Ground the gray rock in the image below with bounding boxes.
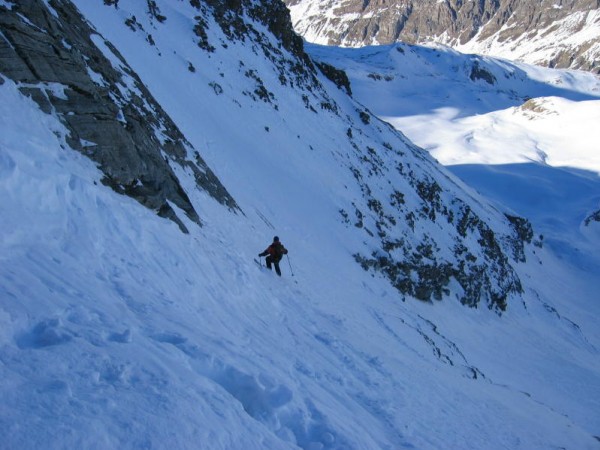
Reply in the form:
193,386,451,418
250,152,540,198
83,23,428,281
0,0,238,232
285,0,600,73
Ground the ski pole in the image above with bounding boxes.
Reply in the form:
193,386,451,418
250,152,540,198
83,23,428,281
286,254,294,276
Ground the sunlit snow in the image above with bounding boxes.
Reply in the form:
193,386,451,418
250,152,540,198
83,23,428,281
1,2,599,449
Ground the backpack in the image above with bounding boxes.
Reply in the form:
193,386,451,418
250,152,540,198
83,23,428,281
271,242,285,259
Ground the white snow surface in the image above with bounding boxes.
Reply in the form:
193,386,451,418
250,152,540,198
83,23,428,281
308,42,600,305
1,2,600,449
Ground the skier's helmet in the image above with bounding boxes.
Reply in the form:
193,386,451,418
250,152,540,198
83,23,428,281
273,236,279,242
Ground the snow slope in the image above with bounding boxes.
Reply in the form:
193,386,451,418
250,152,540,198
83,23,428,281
1,1,600,449
307,42,600,247
308,41,600,436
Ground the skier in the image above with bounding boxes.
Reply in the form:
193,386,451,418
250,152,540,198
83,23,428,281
258,236,288,276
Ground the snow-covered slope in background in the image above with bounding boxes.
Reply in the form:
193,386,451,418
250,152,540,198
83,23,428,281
308,43,600,170
306,38,600,266
1,1,600,449
308,42,600,393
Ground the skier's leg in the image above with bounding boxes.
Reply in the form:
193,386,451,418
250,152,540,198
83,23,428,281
265,256,273,270
274,262,282,276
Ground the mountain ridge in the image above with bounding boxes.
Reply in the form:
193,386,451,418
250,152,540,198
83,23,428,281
285,0,600,74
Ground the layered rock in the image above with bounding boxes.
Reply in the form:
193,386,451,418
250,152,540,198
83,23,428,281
285,0,600,73
0,0,238,232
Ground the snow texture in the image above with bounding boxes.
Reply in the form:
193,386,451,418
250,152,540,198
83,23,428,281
1,1,599,449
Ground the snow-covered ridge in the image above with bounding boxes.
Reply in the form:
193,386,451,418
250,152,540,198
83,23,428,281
285,0,600,74
455,8,600,73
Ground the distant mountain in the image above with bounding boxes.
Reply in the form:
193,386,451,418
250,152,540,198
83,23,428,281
284,0,600,73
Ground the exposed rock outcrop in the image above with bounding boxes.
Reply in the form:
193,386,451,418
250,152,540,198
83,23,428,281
0,0,238,232
285,0,600,74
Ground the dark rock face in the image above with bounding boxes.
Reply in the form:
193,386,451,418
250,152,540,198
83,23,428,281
315,62,353,95
0,0,238,232
584,209,600,226
348,160,528,312
285,0,600,73
192,0,318,88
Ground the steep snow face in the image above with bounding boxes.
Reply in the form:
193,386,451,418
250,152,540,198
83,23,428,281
1,0,534,309
1,1,600,449
2,72,600,450
306,40,600,275
110,1,533,311
307,43,600,442
284,0,600,73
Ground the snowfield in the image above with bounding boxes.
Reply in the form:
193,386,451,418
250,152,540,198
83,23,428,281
1,1,600,449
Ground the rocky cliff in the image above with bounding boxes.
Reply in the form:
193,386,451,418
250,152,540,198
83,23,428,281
0,0,238,233
285,0,600,73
